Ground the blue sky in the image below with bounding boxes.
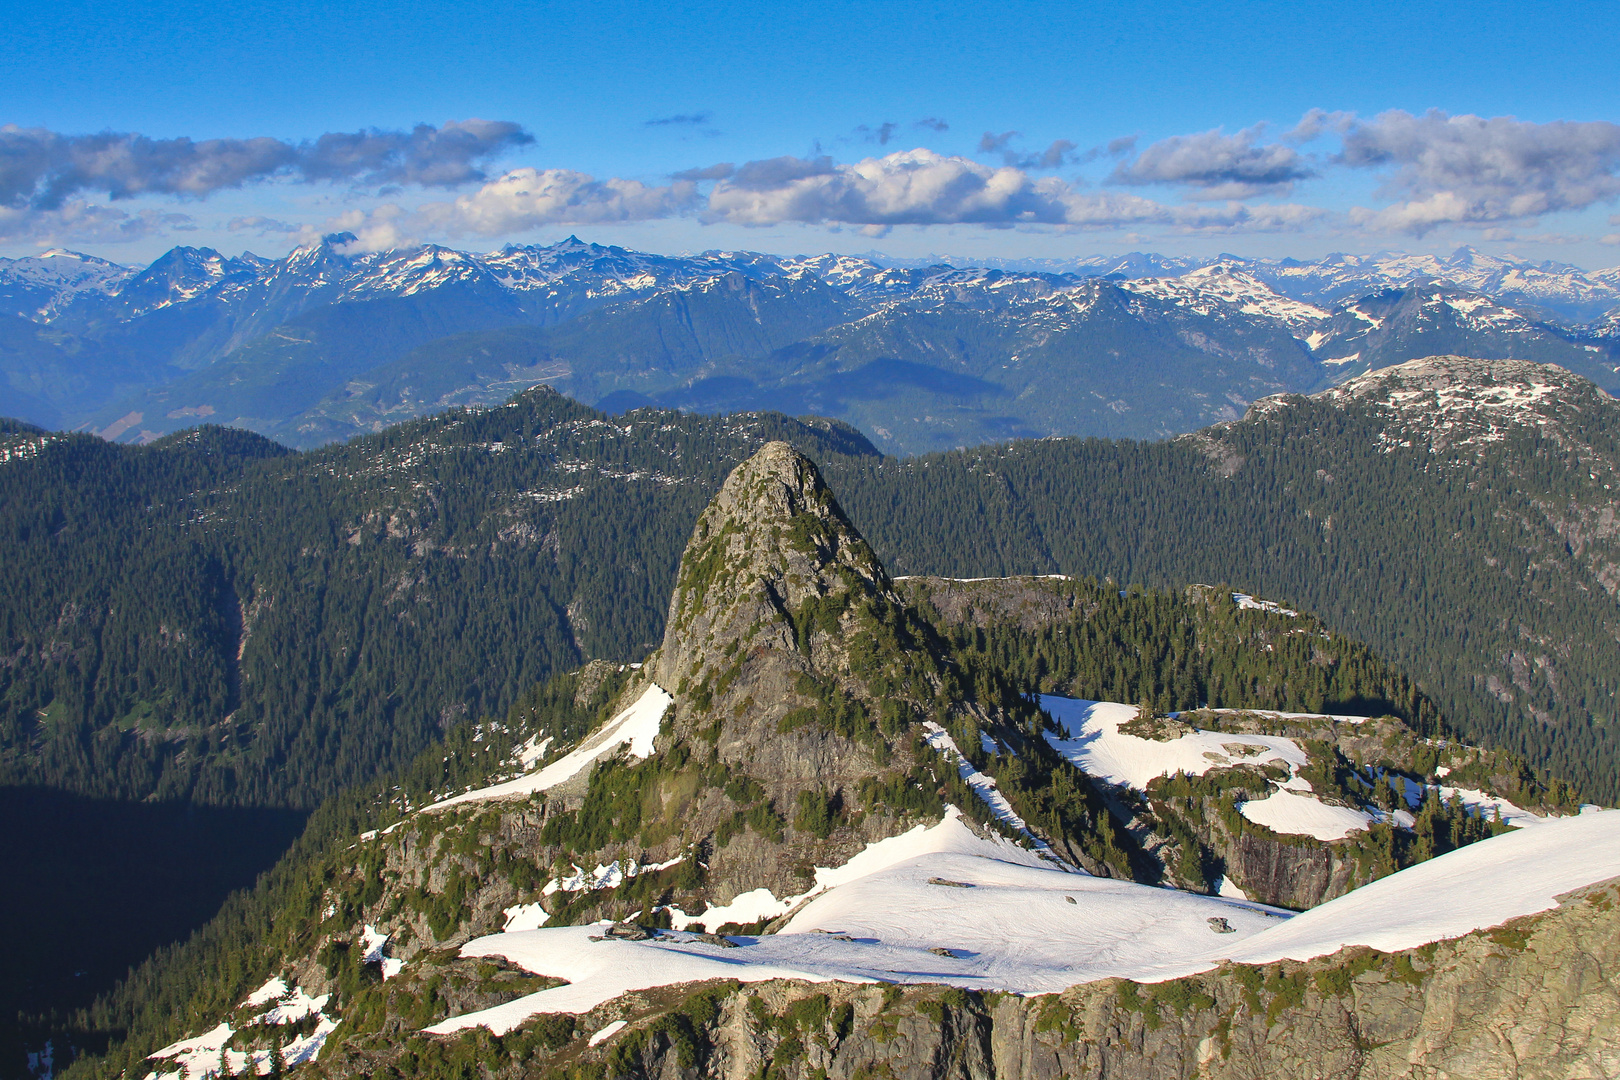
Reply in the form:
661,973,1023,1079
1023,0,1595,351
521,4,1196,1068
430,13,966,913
5,0,1620,266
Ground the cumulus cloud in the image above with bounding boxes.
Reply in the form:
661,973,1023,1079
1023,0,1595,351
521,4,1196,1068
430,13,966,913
1109,124,1315,199
1340,110,1620,233
413,168,699,236
913,117,950,133
698,147,1320,232
0,120,532,210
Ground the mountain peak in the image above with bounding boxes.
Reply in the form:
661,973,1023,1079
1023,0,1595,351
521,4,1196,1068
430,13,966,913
1245,355,1614,456
652,441,896,707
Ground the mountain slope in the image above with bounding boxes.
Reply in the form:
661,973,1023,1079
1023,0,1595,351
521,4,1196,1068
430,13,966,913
822,357,1620,803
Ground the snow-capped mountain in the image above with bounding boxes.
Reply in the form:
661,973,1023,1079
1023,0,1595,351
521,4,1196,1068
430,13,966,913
0,248,135,320
3,236,1617,453
1117,263,1333,334
1247,248,1620,322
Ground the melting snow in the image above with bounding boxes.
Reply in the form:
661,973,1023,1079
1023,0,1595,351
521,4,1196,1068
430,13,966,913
146,978,339,1079
1227,808,1620,963
426,809,1283,1034
425,684,672,812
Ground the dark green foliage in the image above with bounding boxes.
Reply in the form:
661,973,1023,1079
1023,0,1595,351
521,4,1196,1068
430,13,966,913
825,406,1620,803
0,393,877,811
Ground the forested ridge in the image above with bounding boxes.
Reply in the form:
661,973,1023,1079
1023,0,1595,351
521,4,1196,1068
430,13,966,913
5,376,1616,1078
0,393,877,809
5,376,1618,815
826,394,1620,803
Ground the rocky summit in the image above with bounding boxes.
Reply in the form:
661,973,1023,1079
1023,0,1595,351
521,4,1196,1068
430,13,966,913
570,440,1127,913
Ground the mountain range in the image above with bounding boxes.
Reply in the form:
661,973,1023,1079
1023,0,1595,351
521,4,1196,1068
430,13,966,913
3,240,1617,455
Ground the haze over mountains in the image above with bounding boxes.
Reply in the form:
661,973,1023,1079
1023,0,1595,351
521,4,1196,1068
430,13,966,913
3,239,1617,455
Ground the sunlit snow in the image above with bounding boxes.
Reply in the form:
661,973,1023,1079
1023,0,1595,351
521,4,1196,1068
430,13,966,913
425,684,672,812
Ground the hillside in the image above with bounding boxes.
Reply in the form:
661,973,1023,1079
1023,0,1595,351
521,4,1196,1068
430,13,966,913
46,445,1619,1080
827,357,1620,804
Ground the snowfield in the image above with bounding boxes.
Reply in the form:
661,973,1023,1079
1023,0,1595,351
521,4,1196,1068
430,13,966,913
1227,807,1620,963
425,684,672,812
1040,697,1310,791
427,808,1288,1034
429,807,1620,1038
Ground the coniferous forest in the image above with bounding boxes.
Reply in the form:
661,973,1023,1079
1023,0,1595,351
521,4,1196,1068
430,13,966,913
4,381,1620,1074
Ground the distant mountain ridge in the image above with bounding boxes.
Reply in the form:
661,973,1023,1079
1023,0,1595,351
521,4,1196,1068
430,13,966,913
2,237,1617,453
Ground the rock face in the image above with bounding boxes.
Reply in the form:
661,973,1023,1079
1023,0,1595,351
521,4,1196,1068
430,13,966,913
651,439,913,751
350,442,1130,954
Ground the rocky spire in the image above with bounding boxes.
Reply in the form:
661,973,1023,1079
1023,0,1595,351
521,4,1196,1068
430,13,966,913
652,441,900,708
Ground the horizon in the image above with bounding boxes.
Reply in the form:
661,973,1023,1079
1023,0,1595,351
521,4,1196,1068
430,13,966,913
11,234,1620,278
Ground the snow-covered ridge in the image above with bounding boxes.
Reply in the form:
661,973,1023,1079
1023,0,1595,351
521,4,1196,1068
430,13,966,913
424,801,1620,1039
425,807,1289,1034
1119,264,1331,333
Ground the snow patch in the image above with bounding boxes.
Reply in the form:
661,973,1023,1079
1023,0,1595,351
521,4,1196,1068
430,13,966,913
587,1020,627,1047
1041,698,1310,791
504,903,551,932
1238,787,1374,841
426,684,671,812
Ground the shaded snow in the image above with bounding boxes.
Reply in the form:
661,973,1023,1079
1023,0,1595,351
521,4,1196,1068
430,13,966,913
362,925,403,979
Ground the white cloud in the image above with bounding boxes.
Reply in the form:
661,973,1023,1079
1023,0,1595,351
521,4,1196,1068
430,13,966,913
0,199,193,243
1341,109,1620,233
1109,124,1315,198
